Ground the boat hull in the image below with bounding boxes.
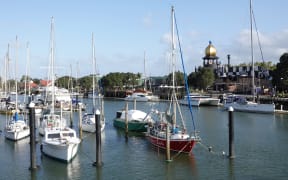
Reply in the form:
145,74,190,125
113,118,148,132
4,120,30,141
4,128,30,141
82,114,105,133
180,98,220,106
41,139,80,162
82,123,105,132
82,124,96,133
124,97,148,102
224,102,275,114
147,135,196,153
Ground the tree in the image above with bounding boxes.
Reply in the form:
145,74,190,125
166,70,184,86
198,67,215,90
188,67,215,91
20,75,32,82
272,53,288,92
188,71,198,89
78,75,93,91
101,72,141,90
238,61,275,70
102,72,123,89
55,76,74,89
255,61,276,71
32,78,40,85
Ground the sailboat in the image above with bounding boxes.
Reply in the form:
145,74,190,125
0,44,25,114
38,38,67,136
4,36,30,141
0,45,11,113
147,6,200,153
124,52,159,102
40,17,81,162
82,33,105,133
223,0,275,114
70,63,86,111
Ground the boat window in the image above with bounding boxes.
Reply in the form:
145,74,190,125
62,132,75,137
48,133,60,139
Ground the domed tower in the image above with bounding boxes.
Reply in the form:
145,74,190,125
202,41,219,69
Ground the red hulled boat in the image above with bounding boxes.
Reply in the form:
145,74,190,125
147,6,200,154
147,121,198,153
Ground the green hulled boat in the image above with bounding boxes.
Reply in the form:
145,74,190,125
113,109,153,132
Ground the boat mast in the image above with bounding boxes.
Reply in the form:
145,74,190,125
143,51,146,91
4,45,9,98
7,44,11,95
250,0,255,102
50,17,55,114
92,33,96,111
24,42,30,103
69,64,73,93
76,61,79,94
15,36,18,111
171,6,176,127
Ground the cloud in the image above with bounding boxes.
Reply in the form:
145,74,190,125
229,28,288,65
160,32,171,45
142,13,153,27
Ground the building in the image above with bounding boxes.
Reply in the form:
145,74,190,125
202,41,272,94
203,41,219,69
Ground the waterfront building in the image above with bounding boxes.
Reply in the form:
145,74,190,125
202,41,272,94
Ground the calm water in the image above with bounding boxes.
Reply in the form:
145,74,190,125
0,98,288,179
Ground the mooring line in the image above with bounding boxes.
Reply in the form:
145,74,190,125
77,132,99,163
77,148,95,163
197,141,227,157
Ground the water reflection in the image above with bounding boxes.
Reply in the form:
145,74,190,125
5,136,30,154
228,159,235,180
66,155,81,179
274,114,288,130
188,154,198,178
96,167,103,180
164,153,199,179
40,153,81,179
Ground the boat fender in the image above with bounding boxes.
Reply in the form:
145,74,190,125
208,146,212,152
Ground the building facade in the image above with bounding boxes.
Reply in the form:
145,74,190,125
202,41,272,94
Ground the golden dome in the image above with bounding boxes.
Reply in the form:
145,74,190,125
205,41,217,57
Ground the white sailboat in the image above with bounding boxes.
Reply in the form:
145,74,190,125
124,52,159,102
5,36,30,141
41,17,81,162
0,44,24,114
0,45,10,113
5,114,30,140
179,93,220,107
82,33,105,133
223,0,275,114
38,18,68,136
124,92,149,102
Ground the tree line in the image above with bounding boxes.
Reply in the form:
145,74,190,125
1,53,288,94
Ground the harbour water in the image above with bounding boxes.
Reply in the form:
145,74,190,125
0,98,288,179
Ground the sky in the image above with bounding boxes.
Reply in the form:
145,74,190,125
0,0,288,80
